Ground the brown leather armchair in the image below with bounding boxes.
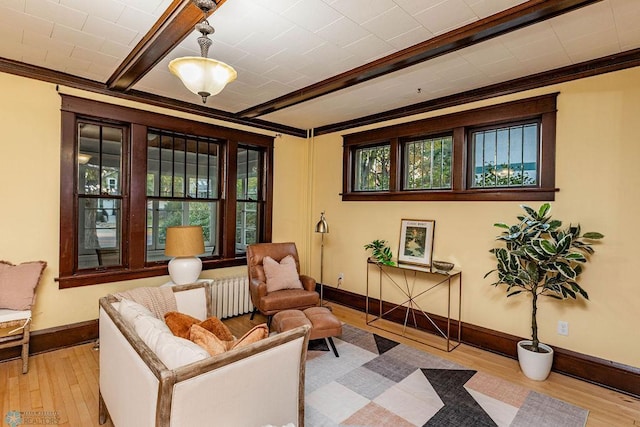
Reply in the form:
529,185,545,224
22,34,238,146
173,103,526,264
247,242,319,324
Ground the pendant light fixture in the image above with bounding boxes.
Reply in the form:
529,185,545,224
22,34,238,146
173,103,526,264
169,0,237,103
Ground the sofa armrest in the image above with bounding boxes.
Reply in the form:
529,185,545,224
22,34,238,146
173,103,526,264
99,302,162,427
168,325,310,427
171,282,212,319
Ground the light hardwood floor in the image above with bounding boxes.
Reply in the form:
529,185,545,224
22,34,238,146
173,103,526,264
1,303,638,427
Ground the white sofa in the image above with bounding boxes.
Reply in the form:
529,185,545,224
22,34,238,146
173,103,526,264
98,282,310,427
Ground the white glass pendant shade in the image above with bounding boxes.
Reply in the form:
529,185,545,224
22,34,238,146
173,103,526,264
169,56,237,102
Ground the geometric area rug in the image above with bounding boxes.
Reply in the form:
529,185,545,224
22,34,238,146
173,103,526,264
304,324,588,426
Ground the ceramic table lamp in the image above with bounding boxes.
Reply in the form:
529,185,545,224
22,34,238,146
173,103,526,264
165,225,205,285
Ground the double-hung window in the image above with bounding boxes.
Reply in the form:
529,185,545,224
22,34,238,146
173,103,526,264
59,96,273,288
236,146,264,254
76,121,126,269
343,94,557,201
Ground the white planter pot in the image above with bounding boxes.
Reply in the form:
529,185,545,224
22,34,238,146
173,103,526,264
517,340,554,381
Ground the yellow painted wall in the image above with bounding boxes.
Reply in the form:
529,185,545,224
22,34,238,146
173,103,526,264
0,72,309,332
1,65,638,368
310,67,640,368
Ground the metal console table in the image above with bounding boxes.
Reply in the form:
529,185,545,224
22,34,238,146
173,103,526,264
366,260,462,352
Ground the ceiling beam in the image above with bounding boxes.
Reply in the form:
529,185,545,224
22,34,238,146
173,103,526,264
314,47,640,135
0,57,306,137
106,0,227,91
237,0,603,119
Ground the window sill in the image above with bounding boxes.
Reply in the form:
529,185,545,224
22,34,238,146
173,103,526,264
341,188,559,202
57,257,247,289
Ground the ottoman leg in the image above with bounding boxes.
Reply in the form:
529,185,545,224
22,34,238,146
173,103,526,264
326,337,339,357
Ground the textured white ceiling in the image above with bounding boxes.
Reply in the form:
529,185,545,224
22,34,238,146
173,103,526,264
0,0,638,131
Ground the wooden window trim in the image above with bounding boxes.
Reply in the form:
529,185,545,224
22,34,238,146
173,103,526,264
58,95,273,288
342,93,558,202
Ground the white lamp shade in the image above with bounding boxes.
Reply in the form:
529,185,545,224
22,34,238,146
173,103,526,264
169,56,237,99
168,256,202,285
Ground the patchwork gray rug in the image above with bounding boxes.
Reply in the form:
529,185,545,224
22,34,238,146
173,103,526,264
304,324,588,427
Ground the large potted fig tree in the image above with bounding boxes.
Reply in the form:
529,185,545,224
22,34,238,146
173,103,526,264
485,203,603,380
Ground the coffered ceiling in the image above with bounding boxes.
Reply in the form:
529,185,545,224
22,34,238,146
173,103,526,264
1,0,639,136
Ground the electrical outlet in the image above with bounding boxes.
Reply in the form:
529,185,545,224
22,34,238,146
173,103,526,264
338,273,344,281
557,320,569,336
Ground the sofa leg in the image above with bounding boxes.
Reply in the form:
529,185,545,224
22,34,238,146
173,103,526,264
250,308,257,320
99,391,108,425
327,337,339,357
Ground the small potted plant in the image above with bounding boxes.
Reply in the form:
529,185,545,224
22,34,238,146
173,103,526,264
364,239,395,266
485,203,603,380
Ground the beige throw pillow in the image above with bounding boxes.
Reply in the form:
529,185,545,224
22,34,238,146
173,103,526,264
263,255,302,292
189,324,231,356
0,261,46,310
230,324,269,350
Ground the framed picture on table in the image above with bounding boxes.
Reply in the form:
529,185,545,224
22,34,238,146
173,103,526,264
398,219,435,267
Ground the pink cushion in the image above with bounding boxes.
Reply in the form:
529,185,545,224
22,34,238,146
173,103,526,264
0,261,46,310
263,255,303,292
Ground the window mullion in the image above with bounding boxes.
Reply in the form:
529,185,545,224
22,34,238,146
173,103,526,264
390,138,398,191
507,128,512,186
129,123,147,269
520,125,525,185
223,139,238,258
429,139,434,189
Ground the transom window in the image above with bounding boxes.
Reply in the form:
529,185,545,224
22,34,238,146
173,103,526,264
354,144,390,191
403,135,453,190
343,94,558,202
470,121,539,188
59,95,274,288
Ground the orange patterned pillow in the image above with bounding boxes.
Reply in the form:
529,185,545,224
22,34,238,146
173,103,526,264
0,260,46,310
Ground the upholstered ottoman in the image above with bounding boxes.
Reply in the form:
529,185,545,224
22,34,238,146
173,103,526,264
272,307,342,357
